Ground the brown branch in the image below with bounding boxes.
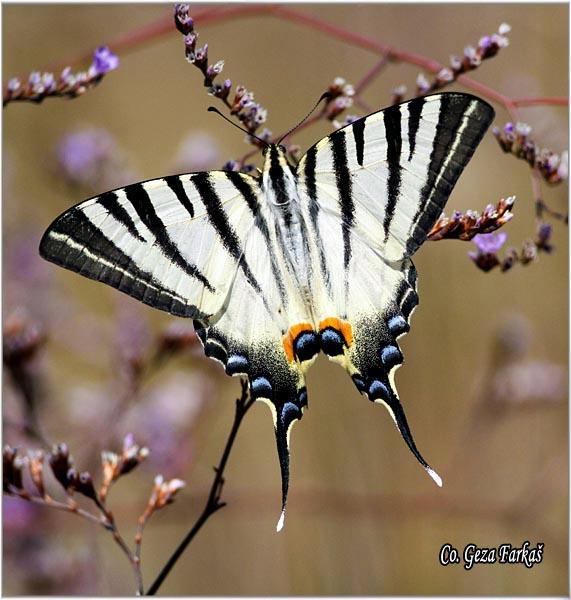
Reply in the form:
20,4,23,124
146,380,254,596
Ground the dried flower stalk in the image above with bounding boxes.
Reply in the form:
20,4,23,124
3,47,119,107
3,437,185,595
428,197,515,242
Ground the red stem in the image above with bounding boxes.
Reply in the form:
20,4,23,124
43,5,277,74
27,4,567,119
512,96,568,108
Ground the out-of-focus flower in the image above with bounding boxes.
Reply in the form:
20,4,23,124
493,122,568,184
91,46,119,75
156,322,199,356
536,222,554,253
3,310,46,424
54,127,137,193
520,239,538,265
114,299,151,379
493,361,567,406
3,496,39,535
472,231,508,254
468,232,507,272
171,132,222,173
3,310,45,370
123,372,214,475
56,127,116,186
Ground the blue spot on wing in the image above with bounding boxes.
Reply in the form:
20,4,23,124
251,376,273,398
320,328,344,356
381,345,403,368
368,380,390,401
294,332,320,361
388,315,409,336
226,354,249,375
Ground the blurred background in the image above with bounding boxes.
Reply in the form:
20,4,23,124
3,3,568,596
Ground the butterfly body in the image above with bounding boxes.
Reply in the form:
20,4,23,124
40,93,494,530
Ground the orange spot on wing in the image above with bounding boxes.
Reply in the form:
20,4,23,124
318,317,354,347
282,322,314,363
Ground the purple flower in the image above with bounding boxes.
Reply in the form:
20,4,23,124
3,496,38,535
172,132,221,172
56,128,117,185
7,78,20,92
478,35,492,50
91,46,119,75
472,231,508,254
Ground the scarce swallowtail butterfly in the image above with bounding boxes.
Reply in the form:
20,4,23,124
40,92,494,531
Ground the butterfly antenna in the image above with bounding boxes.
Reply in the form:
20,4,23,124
207,106,269,147
277,91,332,145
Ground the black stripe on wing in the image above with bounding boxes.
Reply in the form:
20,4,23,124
330,130,354,270
192,172,262,294
382,104,403,244
225,171,287,301
406,96,424,161
406,94,494,255
352,118,366,167
98,191,146,242
164,175,195,218
125,182,215,293
192,172,263,295
39,209,206,319
303,146,332,294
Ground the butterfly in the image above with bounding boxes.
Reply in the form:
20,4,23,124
40,92,494,530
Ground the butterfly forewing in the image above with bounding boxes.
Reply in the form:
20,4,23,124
40,171,265,321
298,93,495,262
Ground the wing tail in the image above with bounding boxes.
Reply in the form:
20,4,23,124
368,375,442,487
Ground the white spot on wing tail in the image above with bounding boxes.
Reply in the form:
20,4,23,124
427,467,443,487
276,509,286,532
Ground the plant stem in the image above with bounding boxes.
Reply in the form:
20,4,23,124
146,380,254,596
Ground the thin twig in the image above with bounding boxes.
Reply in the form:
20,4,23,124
7,483,145,594
146,380,254,596
98,499,145,595
354,54,391,95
